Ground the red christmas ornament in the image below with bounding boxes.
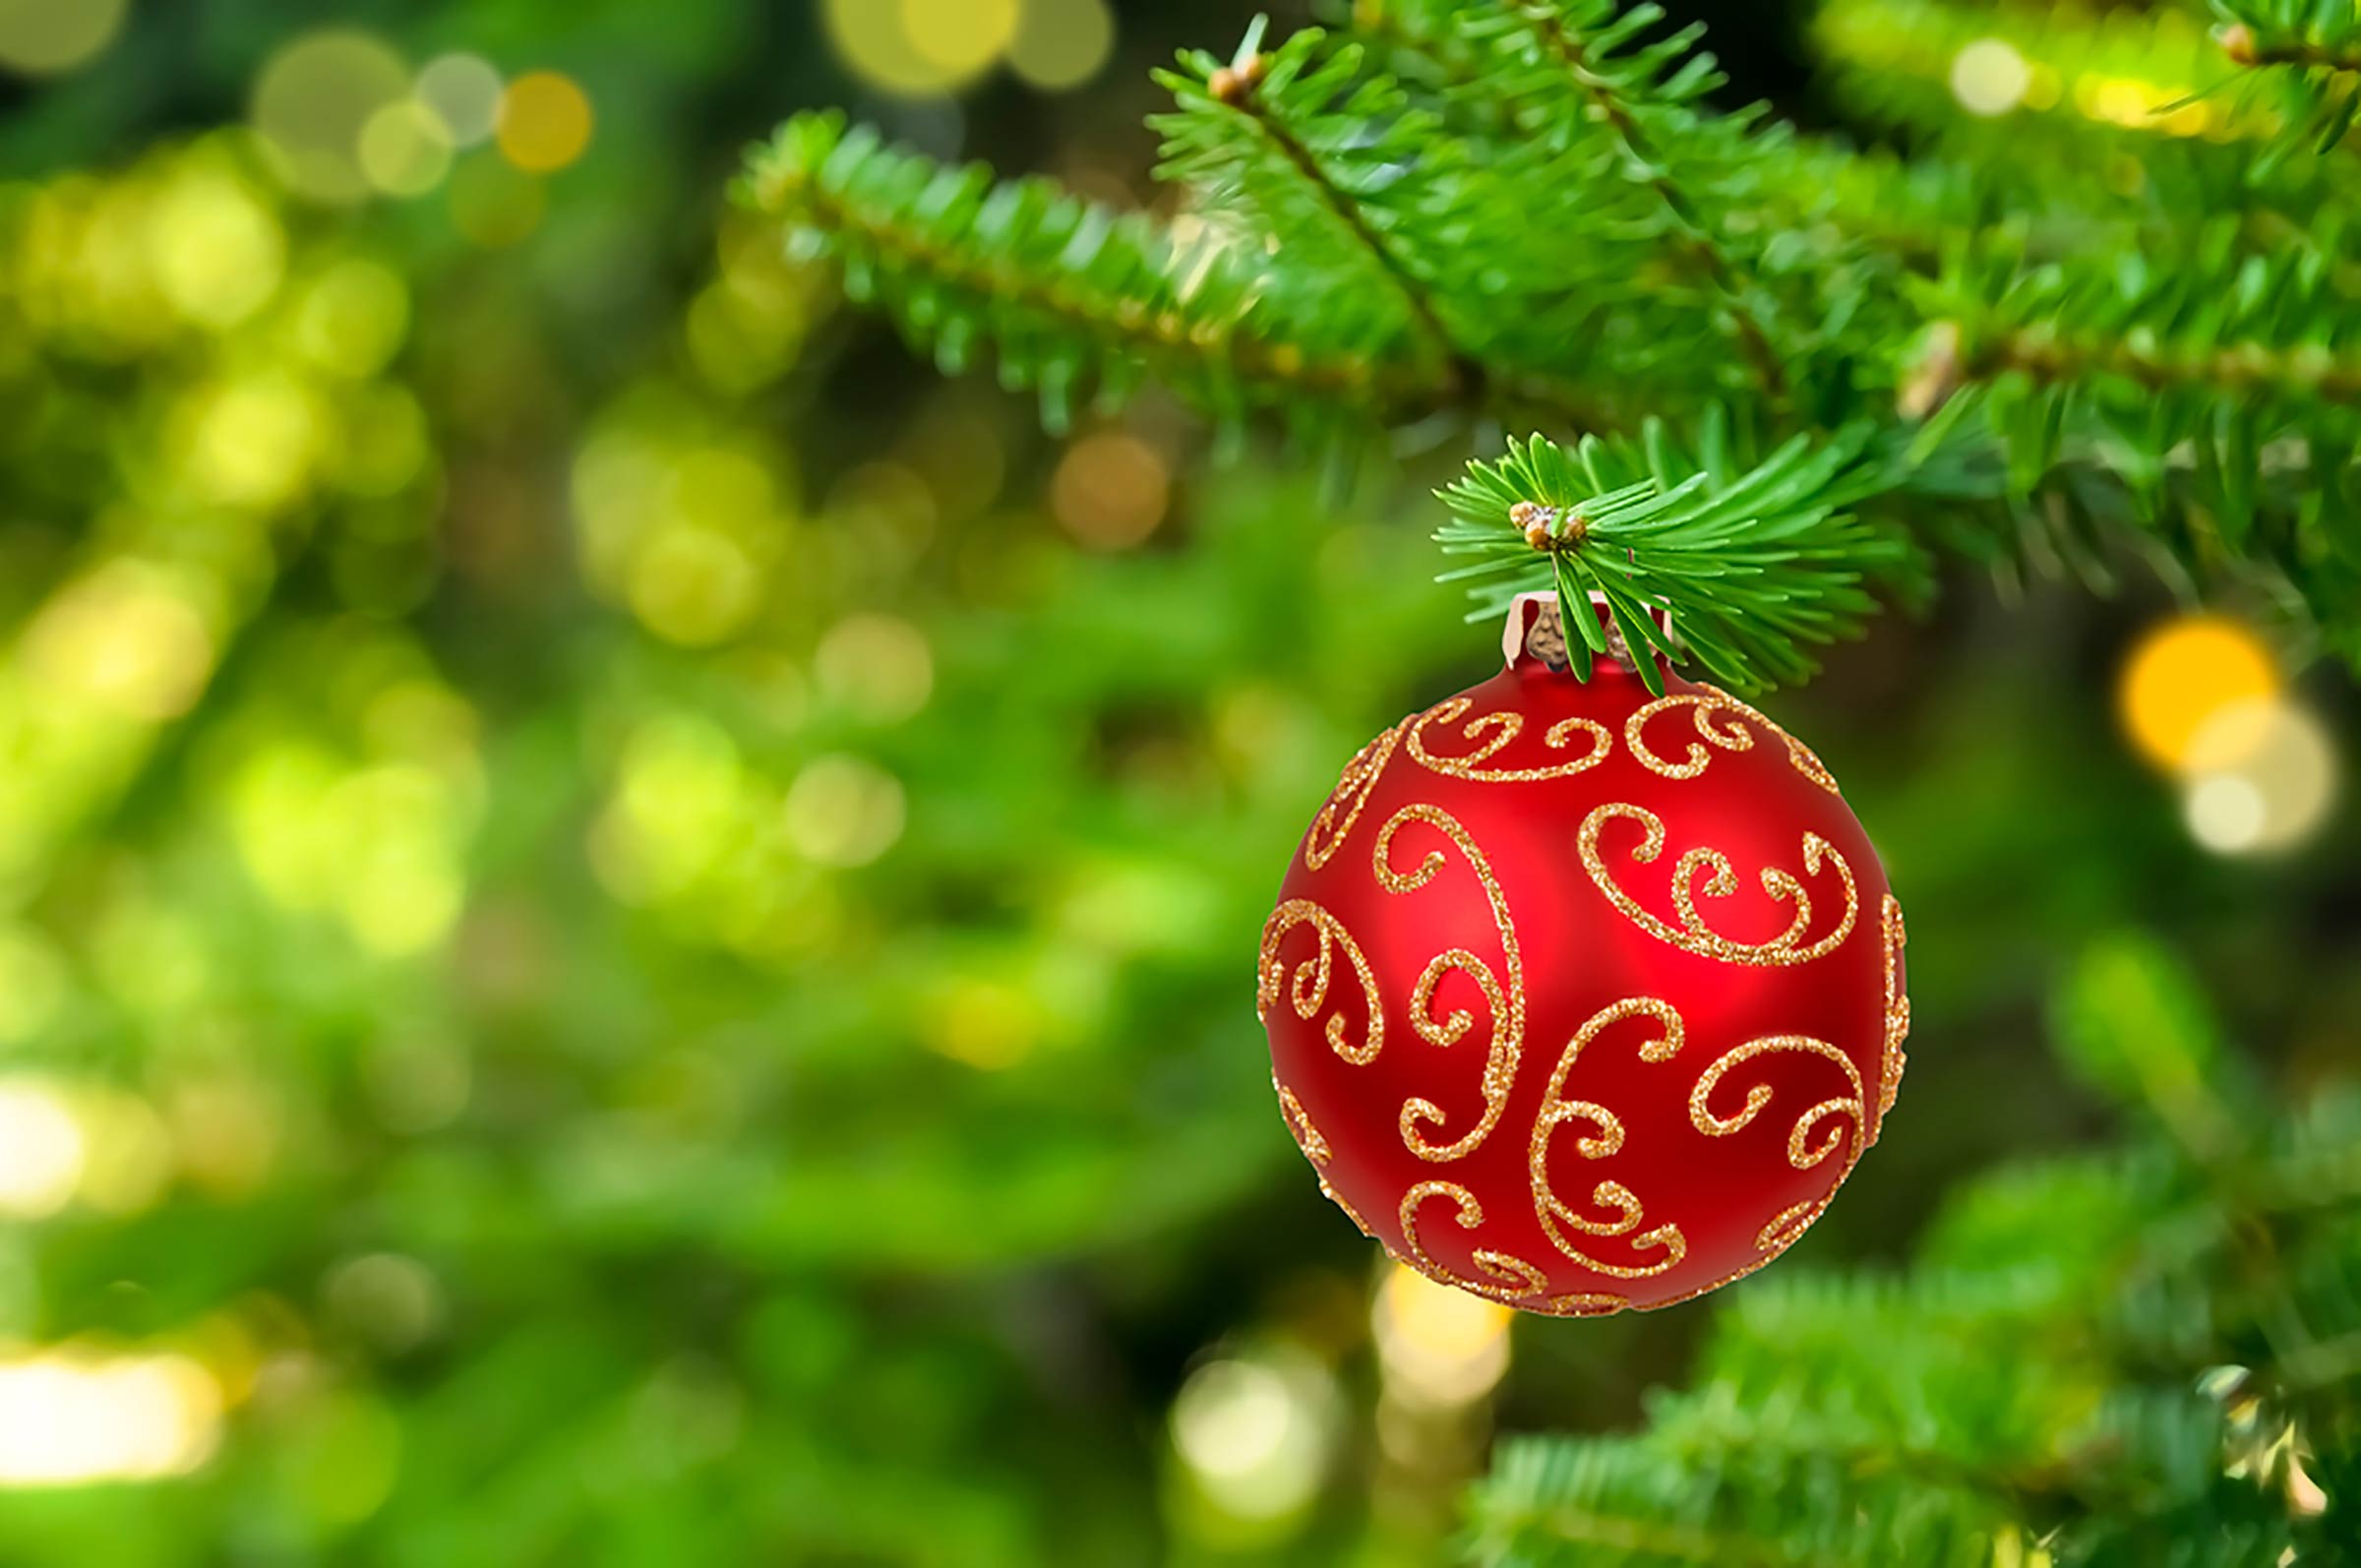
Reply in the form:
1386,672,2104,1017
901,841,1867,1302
1259,597,1909,1316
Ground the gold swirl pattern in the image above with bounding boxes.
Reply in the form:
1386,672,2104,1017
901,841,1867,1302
1879,893,1910,1123
1624,692,1841,794
1406,696,1610,782
1755,1198,1825,1252
1397,1180,1611,1311
1577,803,1858,968
1256,900,1383,1065
1529,998,1688,1278
1304,720,1404,870
1688,1034,1866,1171
1274,1080,1330,1165
1373,806,1524,1162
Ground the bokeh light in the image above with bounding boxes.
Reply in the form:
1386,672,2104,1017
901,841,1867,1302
250,30,411,205
784,755,907,868
824,0,1021,96
24,560,217,722
1949,38,2030,116
151,168,286,330
1169,1350,1336,1525
0,0,128,76
1051,431,1171,549
2117,615,2279,772
1372,1263,1512,1411
2180,700,2338,856
1010,0,1116,90
416,53,504,147
289,259,410,379
497,71,593,174
814,614,935,722
0,1082,87,1218
358,99,455,198
0,1352,221,1485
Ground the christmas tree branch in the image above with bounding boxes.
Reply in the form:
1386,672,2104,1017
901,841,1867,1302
1470,0,1790,401
1154,30,1470,390
2218,6,2361,78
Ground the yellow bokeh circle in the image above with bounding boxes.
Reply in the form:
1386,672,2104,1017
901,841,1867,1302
0,0,129,75
496,71,593,173
2116,615,2278,772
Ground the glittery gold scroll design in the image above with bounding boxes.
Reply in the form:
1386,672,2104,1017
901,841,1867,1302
1528,998,1688,1281
1400,1180,1626,1316
1577,803,1858,968
1272,1076,1379,1238
1624,691,1841,794
1686,1033,1868,1272
1405,696,1610,782
1879,893,1910,1125
1303,718,1405,871
1373,804,1525,1163
1256,901,1383,1065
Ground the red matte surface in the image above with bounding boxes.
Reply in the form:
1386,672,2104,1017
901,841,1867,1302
1260,619,1905,1316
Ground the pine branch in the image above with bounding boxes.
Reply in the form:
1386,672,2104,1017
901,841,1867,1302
736,111,1446,437
1459,0,1792,401
2219,6,2361,79
1435,413,1915,694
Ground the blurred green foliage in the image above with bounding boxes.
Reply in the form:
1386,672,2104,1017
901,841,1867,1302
0,2,2348,1565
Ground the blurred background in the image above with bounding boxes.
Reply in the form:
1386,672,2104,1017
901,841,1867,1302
0,0,2348,1562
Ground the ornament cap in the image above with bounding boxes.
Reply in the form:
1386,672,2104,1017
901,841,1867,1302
1502,593,1675,678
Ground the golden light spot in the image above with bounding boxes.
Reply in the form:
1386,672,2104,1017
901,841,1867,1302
449,155,544,246
923,978,1038,1070
1010,0,1116,90
496,71,593,174
588,717,752,905
250,30,412,206
1169,1351,1336,1523
175,372,321,510
814,614,934,722
784,754,906,868
0,1081,86,1218
0,0,128,75
24,560,216,721
74,1090,172,1215
415,53,503,146
151,170,285,329
168,1076,281,1199
627,525,763,646
1373,1263,1512,1411
290,259,409,378
1949,38,2029,117
2181,700,2338,857
1051,431,1170,550
2117,615,2279,771
823,0,1008,96
358,98,454,197
903,0,1019,77
0,1352,221,1485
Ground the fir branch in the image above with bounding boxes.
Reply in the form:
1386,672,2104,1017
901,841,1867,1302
1468,0,1791,401
736,111,1444,435
2218,9,2361,78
